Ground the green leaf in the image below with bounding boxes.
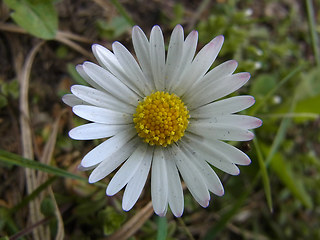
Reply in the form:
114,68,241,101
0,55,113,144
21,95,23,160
295,95,320,114
67,64,88,86
171,3,184,27
99,206,126,235
0,207,19,237
0,208,9,232
0,96,8,109
156,216,168,240
291,67,320,122
273,68,320,123
249,65,304,115
250,73,277,96
4,0,58,39
109,0,135,26
96,16,131,39
41,197,56,217
1,79,19,99
295,67,320,101
270,152,313,208
0,236,10,240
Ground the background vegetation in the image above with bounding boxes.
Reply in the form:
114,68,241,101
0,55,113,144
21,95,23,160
0,0,319,239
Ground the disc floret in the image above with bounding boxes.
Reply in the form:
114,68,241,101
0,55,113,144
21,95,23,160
133,91,189,147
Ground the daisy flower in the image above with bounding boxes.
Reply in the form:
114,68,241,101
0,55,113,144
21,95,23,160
63,25,262,217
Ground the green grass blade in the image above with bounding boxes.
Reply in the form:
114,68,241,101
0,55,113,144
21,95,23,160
253,138,273,212
202,190,249,240
0,208,21,239
259,113,319,120
270,152,313,208
306,0,320,66
265,90,297,167
10,176,57,213
202,171,263,240
156,216,168,240
0,150,107,188
0,150,85,181
263,93,312,208
265,116,292,167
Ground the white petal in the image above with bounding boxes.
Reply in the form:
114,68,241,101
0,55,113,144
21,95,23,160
174,35,224,96
151,147,168,216
69,123,132,140
188,120,254,141
190,96,255,118
78,163,97,171
163,148,184,217
132,26,155,89
202,59,238,84
150,25,166,91
191,115,262,130
92,44,122,71
182,30,199,66
92,44,144,97
71,85,135,113
165,25,184,90
106,143,148,196
180,141,224,196
88,137,139,183
184,133,240,175
169,30,198,92
113,41,153,95
207,139,252,166
81,128,136,167
187,72,251,109
62,94,87,107
170,144,210,208
193,159,224,196
76,64,104,91
216,115,262,129
72,105,132,124
82,62,140,106
122,147,153,211
184,60,238,99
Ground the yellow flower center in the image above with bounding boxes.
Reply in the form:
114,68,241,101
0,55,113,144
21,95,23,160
133,91,190,147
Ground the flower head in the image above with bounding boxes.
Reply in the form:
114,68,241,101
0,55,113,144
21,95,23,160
63,25,262,217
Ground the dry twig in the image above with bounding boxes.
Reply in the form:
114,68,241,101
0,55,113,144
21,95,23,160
108,201,154,240
37,110,68,240
0,23,93,58
19,41,47,240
